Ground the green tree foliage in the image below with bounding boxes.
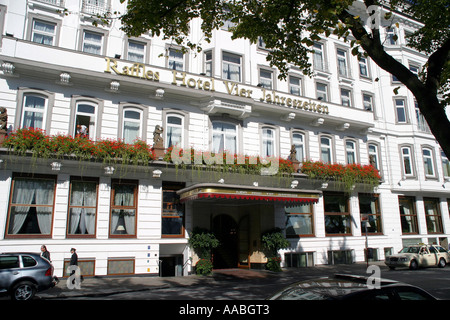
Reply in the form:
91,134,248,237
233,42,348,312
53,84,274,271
116,0,450,157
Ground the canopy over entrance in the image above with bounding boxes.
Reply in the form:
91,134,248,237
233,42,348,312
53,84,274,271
177,183,321,205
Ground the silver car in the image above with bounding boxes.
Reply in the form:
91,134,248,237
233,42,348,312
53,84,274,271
0,252,55,300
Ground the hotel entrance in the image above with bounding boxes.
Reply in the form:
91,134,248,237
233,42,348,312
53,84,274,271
177,183,320,270
212,214,250,269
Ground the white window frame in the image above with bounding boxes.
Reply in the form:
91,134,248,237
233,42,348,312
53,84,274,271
204,50,213,77
168,47,184,71
368,143,380,171
320,136,333,163
222,52,242,82
122,108,143,144
316,82,328,102
363,94,374,111
337,48,349,78
289,75,302,96
340,88,352,107
31,19,56,46
292,132,305,162
259,68,274,89
261,127,277,158
345,140,357,164
73,101,98,140
165,114,185,149
441,150,450,178
422,147,436,178
20,94,48,130
212,121,238,154
82,30,104,55
313,42,326,72
127,40,146,63
395,98,408,123
359,57,369,78
401,146,414,177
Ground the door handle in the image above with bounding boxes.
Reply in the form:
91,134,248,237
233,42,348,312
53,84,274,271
12,271,19,275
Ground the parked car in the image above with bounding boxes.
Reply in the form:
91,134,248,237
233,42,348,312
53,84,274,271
267,274,436,300
385,244,450,270
0,252,55,300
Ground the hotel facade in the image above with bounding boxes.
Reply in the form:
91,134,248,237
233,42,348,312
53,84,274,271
0,0,449,277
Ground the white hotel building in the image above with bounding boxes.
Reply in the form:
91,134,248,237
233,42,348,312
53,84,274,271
0,0,449,277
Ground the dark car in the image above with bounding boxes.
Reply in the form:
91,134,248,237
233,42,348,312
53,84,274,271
268,274,436,300
0,252,55,300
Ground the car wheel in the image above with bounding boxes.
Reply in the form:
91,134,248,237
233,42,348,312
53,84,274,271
438,258,446,268
11,281,36,301
409,260,418,270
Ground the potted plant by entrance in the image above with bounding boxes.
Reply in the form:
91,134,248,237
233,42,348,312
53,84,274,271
261,228,290,272
188,227,219,275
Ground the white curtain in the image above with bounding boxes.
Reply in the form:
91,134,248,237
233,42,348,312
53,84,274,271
112,185,135,235
123,121,140,144
10,180,35,234
10,179,53,234
69,182,97,234
23,96,45,129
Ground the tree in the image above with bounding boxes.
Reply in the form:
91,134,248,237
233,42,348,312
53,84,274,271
116,0,450,157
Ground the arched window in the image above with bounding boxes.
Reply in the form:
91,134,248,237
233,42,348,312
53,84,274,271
122,108,142,144
166,114,184,148
21,94,48,130
292,132,305,162
345,140,357,164
74,101,97,139
320,136,333,163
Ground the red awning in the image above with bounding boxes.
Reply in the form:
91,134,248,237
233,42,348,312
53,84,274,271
177,183,320,204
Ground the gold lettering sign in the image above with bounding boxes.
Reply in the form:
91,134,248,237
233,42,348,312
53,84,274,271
105,57,159,82
104,58,330,115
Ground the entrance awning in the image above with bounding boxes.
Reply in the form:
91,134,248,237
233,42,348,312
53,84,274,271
177,183,321,204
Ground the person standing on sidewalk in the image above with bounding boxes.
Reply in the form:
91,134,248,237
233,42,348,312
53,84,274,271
41,245,60,285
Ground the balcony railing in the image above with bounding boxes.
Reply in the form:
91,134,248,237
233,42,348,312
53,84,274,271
32,0,65,6
81,0,110,16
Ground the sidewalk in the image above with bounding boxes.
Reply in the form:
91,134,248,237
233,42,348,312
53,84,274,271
38,261,385,299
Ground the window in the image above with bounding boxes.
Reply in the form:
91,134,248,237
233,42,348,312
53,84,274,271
337,49,349,77
31,20,56,46
316,83,328,101
399,196,418,234
82,30,103,55
285,204,314,237
340,88,352,107
222,52,242,82
320,136,333,163
395,99,407,123
363,94,374,111
122,108,142,144
127,40,145,63
20,94,47,130
67,178,98,236
168,48,184,71
422,148,435,177
359,57,369,77
204,51,213,77
292,132,305,162
289,76,302,96
386,27,397,45
74,102,97,139
415,101,431,133
212,121,237,154
424,198,443,234
401,146,414,176
313,42,325,71
262,127,276,157
441,150,450,178
359,194,382,234
259,69,273,89
166,114,184,148
324,192,351,235
110,180,137,237
162,182,185,237
6,175,55,237
345,140,357,164
368,143,380,171
409,64,420,76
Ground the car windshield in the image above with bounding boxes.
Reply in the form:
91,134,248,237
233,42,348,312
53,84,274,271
400,246,420,253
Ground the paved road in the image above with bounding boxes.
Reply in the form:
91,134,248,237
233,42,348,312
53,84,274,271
33,262,450,301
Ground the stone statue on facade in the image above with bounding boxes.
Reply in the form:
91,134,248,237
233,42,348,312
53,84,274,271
153,125,165,160
0,107,7,146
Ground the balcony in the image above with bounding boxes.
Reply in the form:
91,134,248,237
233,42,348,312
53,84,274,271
81,0,110,16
